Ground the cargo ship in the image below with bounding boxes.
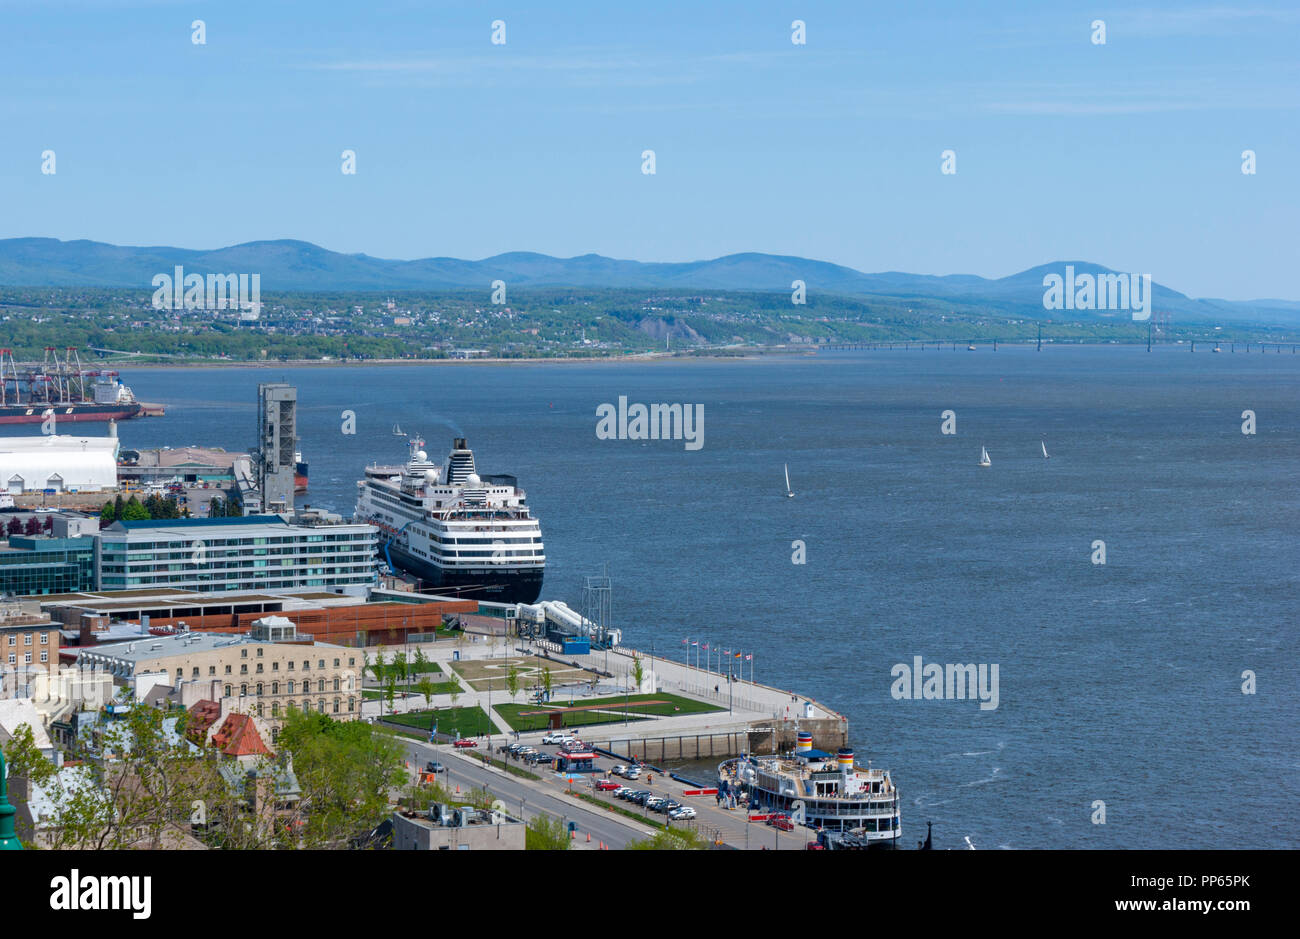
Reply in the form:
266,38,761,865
355,435,545,604
0,348,159,424
719,732,903,847
0,375,145,425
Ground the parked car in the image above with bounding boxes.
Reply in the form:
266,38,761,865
424,761,446,774
560,739,586,752
452,739,478,749
613,787,632,798
630,791,652,805
645,797,666,811
610,764,628,777
623,766,641,779
595,779,620,791
669,807,696,820
767,814,795,831
542,732,576,745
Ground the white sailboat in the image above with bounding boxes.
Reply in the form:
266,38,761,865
393,423,406,436
978,446,991,467
1041,439,1049,459
784,463,795,498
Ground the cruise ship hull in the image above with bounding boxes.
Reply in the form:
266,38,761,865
383,540,543,605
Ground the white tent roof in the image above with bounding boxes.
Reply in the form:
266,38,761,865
0,435,118,492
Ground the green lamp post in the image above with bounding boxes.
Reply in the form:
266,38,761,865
0,749,23,849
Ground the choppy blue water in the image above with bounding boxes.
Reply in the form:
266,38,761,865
20,347,1299,848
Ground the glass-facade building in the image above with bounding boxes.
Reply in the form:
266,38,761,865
0,536,96,595
95,515,377,593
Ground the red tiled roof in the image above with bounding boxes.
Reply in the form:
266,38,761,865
211,713,272,758
186,700,221,744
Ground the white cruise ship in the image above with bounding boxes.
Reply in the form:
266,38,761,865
718,732,903,848
355,436,545,603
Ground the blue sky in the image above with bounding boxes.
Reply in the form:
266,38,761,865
1,0,1297,299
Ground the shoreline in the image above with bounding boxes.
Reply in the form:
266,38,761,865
81,341,1283,370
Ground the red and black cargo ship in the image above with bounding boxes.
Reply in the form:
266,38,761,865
0,347,161,425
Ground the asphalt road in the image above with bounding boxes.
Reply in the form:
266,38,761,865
398,738,650,849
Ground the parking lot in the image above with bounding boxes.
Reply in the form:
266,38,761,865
491,731,813,849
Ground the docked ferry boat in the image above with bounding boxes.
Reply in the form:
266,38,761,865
719,731,902,847
355,436,545,604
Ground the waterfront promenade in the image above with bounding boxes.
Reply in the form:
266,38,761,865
359,632,846,757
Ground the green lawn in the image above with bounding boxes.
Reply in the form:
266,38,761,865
493,703,650,732
493,692,718,732
568,692,721,716
366,660,444,682
363,680,461,701
382,705,494,738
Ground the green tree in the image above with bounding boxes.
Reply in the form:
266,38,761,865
99,500,116,524
541,667,553,702
275,709,406,849
383,674,398,716
625,827,709,850
631,655,644,693
1,722,56,785
35,705,224,850
120,495,150,521
505,663,520,704
368,650,388,713
525,813,571,850
415,676,438,735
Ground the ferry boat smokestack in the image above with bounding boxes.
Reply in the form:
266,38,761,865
454,437,466,450
838,747,854,774
796,731,813,756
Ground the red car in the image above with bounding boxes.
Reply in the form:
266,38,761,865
452,738,478,749
767,815,795,831
595,779,620,791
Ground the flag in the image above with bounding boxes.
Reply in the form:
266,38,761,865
681,639,689,645
691,641,699,647
734,652,742,659
701,643,709,650
745,654,752,661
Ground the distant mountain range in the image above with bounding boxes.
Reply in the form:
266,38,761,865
2,237,1297,326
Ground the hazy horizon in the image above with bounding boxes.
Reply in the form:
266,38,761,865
2,1,1296,301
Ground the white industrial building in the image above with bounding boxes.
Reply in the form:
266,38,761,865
0,435,119,493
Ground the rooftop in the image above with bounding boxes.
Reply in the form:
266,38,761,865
75,629,348,666
38,587,365,614
104,515,372,535
211,713,273,758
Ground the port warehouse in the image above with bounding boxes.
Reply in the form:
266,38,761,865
0,434,119,493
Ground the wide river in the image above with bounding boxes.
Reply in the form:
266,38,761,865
20,346,1299,848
